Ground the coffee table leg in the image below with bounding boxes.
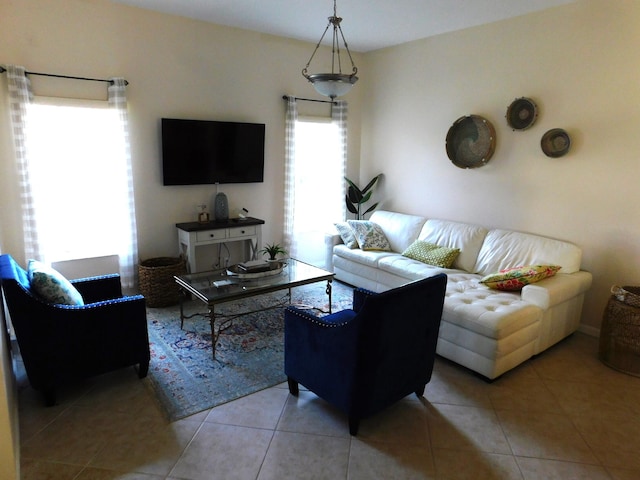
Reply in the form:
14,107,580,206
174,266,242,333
209,305,218,359
326,280,333,314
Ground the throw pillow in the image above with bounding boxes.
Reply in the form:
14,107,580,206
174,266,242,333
402,240,460,268
28,260,84,305
480,264,561,291
347,220,392,251
334,222,358,249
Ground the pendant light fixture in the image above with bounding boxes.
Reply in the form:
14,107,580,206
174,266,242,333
302,0,358,99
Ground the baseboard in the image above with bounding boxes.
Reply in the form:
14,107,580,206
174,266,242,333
578,324,600,338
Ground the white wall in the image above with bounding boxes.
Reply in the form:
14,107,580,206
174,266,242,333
0,0,363,269
361,0,640,332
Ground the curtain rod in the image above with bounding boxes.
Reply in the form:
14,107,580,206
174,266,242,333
0,66,128,86
282,95,336,105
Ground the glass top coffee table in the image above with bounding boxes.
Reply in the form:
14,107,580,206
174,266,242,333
174,258,335,358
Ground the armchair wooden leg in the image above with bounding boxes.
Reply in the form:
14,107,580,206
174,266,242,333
42,388,56,407
287,377,299,396
415,384,426,397
349,417,360,436
137,361,149,379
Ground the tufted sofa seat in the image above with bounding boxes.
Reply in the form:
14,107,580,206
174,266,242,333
325,211,592,379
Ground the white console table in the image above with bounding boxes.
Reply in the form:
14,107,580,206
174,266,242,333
176,217,264,273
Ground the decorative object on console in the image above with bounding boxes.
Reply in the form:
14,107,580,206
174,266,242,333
259,243,287,261
541,128,571,157
345,174,382,219
446,114,496,169
213,192,229,221
302,0,358,99
506,97,538,131
197,204,210,224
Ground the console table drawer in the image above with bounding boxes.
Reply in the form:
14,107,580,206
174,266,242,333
196,230,228,242
229,226,256,238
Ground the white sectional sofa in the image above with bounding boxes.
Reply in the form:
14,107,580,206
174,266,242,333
325,210,592,379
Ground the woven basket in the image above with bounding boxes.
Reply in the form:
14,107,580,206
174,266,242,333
611,285,640,308
599,296,640,377
138,257,186,307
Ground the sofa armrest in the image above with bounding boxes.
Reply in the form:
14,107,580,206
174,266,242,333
521,271,593,310
325,232,344,272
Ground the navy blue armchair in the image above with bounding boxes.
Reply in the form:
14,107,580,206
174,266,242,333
0,254,150,406
284,273,447,435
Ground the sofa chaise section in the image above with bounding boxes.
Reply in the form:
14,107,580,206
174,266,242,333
326,210,592,379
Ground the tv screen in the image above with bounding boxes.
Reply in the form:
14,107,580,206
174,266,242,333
161,118,265,185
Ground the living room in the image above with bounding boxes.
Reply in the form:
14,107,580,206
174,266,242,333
1,0,639,478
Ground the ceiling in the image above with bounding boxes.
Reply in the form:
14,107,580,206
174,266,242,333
111,0,576,52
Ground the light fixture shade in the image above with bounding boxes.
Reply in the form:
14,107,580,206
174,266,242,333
307,73,359,99
301,0,359,99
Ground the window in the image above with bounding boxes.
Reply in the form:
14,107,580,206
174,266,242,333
291,116,344,267
25,97,134,264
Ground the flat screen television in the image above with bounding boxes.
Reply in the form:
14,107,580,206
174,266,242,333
161,118,265,185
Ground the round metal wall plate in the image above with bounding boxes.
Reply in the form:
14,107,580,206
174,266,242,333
446,115,496,169
541,128,571,157
506,97,538,131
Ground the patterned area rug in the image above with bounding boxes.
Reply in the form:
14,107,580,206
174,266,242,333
144,280,354,422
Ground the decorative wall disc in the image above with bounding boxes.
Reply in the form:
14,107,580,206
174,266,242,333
541,128,571,157
445,115,496,169
506,97,538,131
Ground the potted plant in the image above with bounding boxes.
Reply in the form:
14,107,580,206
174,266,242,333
259,243,287,261
345,174,382,220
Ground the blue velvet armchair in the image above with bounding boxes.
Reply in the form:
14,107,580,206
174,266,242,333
0,254,150,406
284,273,447,435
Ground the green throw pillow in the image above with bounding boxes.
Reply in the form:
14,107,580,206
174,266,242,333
347,220,392,251
28,259,84,305
402,240,460,268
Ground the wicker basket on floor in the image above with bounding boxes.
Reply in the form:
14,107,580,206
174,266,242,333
599,295,640,377
138,257,186,307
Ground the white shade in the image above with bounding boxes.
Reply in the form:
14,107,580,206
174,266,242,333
307,73,359,99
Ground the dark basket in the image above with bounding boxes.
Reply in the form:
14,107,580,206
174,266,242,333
138,257,186,307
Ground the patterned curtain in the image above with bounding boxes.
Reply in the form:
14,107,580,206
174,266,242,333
332,100,348,221
108,78,139,288
282,96,298,258
6,65,41,261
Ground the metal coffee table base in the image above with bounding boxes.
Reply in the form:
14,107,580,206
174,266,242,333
178,281,333,359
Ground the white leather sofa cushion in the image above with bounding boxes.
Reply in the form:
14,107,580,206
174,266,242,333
473,229,583,275
369,211,426,253
418,219,488,273
377,254,452,281
521,271,593,309
332,244,395,267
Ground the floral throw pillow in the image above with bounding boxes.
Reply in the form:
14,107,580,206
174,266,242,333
347,220,392,251
28,260,85,305
402,240,460,268
480,264,561,291
334,222,359,249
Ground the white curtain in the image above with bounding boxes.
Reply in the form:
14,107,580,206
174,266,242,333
6,65,41,261
108,78,139,288
332,100,348,221
283,96,298,258
282,97,348,266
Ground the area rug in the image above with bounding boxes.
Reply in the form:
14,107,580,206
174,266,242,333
144,280,354,422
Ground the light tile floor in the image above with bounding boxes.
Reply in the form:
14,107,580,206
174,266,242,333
17,332,640,479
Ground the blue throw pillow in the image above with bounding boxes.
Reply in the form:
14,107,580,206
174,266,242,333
27,260,84,306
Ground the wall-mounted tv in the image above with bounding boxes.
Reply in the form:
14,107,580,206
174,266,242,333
161,118,265,185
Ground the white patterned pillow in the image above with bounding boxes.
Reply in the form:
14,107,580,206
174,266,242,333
28,260,84,306
347,220,392,251
334,222,358,249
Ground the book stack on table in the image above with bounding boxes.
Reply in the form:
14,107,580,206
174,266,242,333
237,260,274,273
